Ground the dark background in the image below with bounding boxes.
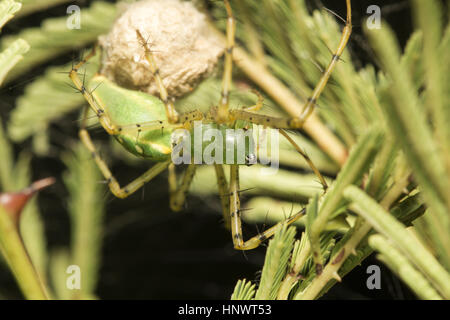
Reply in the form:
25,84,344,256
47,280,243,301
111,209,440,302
0,0,431,299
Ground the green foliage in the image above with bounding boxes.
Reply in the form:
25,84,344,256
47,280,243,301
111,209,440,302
8,56,100,150
0,1,116,82
5,1,116,152
0,0,21,28
0,0,29,85
0,0,48,299
368,234,442,300
231,279,256,300
255,225,296,299
0,0,105,299
61,143,105,299
223,0,449,300
17,1,72,17
345,186,450,299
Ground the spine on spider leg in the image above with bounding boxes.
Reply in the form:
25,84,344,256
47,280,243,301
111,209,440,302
298,0,353,125
68,52,118,135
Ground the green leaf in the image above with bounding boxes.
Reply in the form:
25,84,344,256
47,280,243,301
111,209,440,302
231,279,256,300
0,1,116,82
49,249,72,300
344,185,450,299
0,206,48,299
15,153,48,283
17,0,72,17
8,54,99,143
369,234,442,300
309,127,383,266
412,0,448,161
0,120,14,190
0,38,29,85
0,122,47,280
367,19,450,263
0,0,21,30
62,142,105,298
255,225,296,299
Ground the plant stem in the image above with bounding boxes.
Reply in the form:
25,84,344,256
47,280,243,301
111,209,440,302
0,206,49,299
296,218,371,300
295,174,410,300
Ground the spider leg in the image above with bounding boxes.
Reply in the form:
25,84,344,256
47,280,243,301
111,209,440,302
215,164,231,230
299,0,352,125
168,163,177,195
241,89,264,113
279,129,328,192
116,110,204,133
79,108,170,199
71,48,180,199
169,163,232,228
169,163,197,211
229,164,304,250
136,29,179,124
217,0,236,123
69,46,119,134
228,0,352,129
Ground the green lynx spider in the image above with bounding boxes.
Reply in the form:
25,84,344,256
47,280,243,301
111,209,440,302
69,0,352,250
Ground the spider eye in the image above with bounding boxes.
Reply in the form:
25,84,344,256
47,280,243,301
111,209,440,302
245,154,257,166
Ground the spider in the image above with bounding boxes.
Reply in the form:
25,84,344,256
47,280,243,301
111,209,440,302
68,0,352,250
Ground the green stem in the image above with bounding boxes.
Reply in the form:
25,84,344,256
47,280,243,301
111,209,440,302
0,206,49,299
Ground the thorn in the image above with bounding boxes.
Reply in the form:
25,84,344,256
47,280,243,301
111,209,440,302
351,248,358,256
0,177,55,227
332,271,342,282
